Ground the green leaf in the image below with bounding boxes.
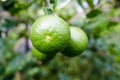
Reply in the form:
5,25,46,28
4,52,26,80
5,52,32,75
0,39,13,62
77,0,84,9
0,64,4,75
85,15,108,38
26,67,40,76
1,0,14,10
86,0,94,9
5,55,25,75
0,19,16,31
87,9,102,18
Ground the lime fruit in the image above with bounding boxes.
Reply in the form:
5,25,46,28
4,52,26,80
32,46,55,62
62,26,88,57
30,15,70,54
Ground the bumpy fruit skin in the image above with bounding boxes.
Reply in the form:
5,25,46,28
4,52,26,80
62,27,88,57
30,15,70,54
32,47,55,62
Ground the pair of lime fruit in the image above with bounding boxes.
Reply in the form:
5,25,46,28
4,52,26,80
30,15,88,63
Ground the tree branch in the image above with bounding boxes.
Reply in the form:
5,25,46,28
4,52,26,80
45,0,51,7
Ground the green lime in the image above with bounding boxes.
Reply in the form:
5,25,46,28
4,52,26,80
62,26,88,57
32,46,55,62
30,15,70,54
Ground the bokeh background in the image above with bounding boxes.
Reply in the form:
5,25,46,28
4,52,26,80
0,0,120,80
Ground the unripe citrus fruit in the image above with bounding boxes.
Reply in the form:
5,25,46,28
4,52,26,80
32,46,55,62
30,15,70,54
62,26,88,57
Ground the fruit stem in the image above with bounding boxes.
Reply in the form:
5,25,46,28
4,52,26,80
44,0,54,15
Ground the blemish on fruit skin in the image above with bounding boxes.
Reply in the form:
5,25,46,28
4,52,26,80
45,36,51,41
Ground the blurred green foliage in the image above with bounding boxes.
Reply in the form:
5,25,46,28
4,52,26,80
0,0,120,80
